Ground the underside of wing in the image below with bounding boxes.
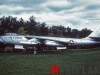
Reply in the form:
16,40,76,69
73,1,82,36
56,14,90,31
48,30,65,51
34,37,68,47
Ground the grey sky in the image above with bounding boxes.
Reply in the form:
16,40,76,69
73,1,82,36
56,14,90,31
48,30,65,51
0,0,100,31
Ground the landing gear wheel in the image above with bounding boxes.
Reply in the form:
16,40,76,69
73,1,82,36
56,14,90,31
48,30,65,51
33,46,37,54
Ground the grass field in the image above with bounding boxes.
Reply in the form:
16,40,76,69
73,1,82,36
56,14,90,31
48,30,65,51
0,49,100,75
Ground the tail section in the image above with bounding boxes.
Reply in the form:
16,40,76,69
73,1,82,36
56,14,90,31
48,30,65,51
88,30,100,38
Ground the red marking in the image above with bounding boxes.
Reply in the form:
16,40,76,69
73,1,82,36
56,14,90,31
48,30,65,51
50,65,59,75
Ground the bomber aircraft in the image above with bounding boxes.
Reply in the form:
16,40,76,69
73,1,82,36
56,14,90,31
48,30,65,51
0,30,100,53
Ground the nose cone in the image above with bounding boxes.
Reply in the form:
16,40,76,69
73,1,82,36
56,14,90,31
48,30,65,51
0,38,4,43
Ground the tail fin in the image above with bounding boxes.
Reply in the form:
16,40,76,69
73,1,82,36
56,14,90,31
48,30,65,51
88,30,100,38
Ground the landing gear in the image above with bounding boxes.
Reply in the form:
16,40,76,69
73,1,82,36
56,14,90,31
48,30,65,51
33,46,37,54
24,46,38,54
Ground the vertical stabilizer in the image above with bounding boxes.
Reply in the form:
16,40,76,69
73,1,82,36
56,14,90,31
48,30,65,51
88,29,100,38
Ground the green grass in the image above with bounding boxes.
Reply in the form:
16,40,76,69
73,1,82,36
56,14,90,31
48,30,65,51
0,49,100,75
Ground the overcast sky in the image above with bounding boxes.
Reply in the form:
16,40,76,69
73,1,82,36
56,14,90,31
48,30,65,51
0,0,100,31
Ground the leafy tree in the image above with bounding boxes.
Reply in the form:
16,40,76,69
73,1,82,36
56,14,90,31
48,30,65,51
27,16,37,35
17,27,27,35
64,27,72,37
71,29,79,38
0,16,92,38
48,33,55,36
79,28,92,38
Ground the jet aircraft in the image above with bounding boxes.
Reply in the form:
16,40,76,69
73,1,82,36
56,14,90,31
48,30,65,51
0,30,100,53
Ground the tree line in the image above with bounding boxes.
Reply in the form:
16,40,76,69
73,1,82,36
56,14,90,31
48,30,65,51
0,16,92,38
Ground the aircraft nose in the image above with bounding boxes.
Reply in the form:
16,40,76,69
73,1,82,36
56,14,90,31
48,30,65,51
0,38,4,43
